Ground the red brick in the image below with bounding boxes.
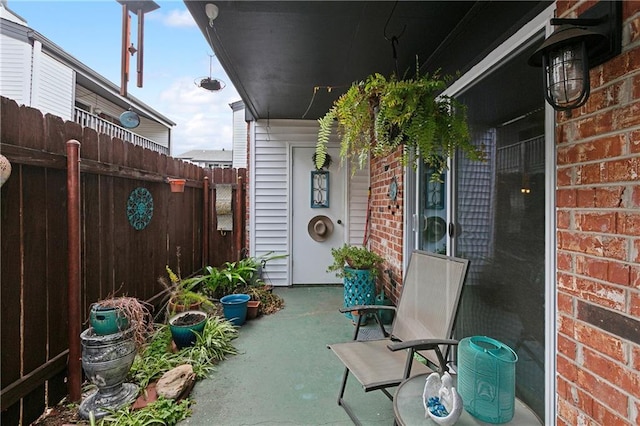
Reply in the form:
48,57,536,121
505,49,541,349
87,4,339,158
558,353,579,382
578,163,603,184
557,396,579,426
558,272,577,294
557,210,571,230
575,212,617,233
604,158,639,183
607,260,631,286
576,367,629,414
575,277,626,310
590,398,631,426
618,212,640,236
576,188,595,207
558,252,573,272
559,232,627,260
576,255,608,280
634,346,640,370
557,188,577,207
558,313,576,337
575,322,626,362
634,239,640,263
631,130,640,155
625,1,640,19
594,186,624,208
631,265,640,290
613,101,640,130
558,333,577,359
557,167,573,186
558,291,574,315
583,347,640,397
630,291,640,316
564,136,625,164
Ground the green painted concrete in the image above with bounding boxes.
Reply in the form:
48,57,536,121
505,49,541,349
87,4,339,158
182,286,396,425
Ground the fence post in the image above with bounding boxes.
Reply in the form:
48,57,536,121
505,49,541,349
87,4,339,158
66,140,82,402
203,176,209,267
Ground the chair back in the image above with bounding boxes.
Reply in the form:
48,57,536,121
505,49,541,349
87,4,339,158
392,251,469,356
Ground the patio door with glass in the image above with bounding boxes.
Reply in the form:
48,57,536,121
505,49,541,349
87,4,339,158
449,37,547,420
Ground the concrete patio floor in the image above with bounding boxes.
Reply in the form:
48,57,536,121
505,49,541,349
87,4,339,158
182,286,396,425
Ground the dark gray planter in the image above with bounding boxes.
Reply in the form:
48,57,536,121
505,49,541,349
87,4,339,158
79,327,138,419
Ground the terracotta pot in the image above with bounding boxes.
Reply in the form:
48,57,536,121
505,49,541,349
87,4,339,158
246,300,261,320
168,178,186,193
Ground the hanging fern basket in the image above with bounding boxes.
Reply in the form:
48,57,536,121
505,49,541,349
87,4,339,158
315,69,485,176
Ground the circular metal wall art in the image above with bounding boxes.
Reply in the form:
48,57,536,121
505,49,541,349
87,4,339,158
127,187,153,230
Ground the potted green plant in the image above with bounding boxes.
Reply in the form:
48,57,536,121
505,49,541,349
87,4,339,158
315,65,484,178
327,244,384,321
157,265,211,316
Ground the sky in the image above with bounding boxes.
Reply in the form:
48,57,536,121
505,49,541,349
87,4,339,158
7,0,241,156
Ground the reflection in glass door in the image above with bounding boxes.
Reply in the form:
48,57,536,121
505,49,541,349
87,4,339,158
418,166,447,254
452,41,546,419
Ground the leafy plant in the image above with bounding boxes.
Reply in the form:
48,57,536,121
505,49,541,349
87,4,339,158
327,244,385,278
129,316,238,388
153,250,213,317
99,397,191,425
315,64,484,178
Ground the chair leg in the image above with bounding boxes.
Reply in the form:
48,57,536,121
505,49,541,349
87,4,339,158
337,367,350,403
337,368,363,425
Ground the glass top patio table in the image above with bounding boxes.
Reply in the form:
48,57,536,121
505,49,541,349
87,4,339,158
393,373,542,425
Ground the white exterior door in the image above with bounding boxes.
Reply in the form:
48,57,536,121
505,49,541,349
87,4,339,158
291,146,344,284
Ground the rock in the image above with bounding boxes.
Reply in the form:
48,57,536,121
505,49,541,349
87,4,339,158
156,364,196,400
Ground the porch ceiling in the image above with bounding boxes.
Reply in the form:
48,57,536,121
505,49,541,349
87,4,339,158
185,1,551,121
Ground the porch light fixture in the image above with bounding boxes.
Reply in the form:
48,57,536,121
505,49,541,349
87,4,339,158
528,1,622,111
205,3,219,27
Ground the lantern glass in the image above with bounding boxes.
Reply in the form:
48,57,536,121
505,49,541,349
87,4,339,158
544,41,589,110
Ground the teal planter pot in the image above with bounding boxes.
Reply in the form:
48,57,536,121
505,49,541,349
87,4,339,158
343,267,375,320
89,305,129,335
220,294,251,326
169,310,208,349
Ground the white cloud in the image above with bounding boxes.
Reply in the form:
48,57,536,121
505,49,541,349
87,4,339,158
150,9,196,28
156,77,240,156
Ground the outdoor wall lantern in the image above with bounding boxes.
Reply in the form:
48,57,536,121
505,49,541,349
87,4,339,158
528,1,622,111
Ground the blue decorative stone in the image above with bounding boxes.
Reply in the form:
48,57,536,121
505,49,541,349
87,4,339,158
127,187,153,230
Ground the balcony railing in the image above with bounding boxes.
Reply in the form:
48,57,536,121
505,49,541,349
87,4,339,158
74,108,169,155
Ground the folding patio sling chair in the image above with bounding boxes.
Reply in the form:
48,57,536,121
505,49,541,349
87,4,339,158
328,251,469,425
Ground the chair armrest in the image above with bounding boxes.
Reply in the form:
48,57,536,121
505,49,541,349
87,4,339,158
339,304,382,314
386,339,458,352
387,339,458,375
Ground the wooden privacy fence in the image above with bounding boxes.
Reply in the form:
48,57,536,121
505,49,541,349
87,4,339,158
0,97,247,425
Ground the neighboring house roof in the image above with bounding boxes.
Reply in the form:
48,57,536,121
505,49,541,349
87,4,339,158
176,149,233,163
0,6,175,128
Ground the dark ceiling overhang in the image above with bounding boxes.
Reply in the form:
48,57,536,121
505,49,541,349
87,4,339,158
185,1,551,121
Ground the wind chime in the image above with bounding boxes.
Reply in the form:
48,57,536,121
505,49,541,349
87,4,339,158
117,0,159,97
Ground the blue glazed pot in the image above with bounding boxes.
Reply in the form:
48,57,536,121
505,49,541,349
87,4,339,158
90,305,129,335
169,310,208,349
220,294,251,326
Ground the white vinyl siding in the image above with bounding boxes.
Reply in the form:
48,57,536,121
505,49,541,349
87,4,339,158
232,106,247,168
348,159,370,245
252,120,290,286
0,33,31,104
35,50,74,119
251,119,369,286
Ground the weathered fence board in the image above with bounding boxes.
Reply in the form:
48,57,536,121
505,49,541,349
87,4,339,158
0,97,248,425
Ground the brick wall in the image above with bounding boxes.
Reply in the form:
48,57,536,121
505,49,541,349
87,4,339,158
555,1,640,425
369,150,404,302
